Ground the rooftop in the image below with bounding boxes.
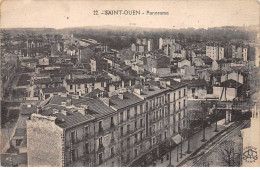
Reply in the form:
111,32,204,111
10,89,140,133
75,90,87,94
182,79,208,87
218,79,243,88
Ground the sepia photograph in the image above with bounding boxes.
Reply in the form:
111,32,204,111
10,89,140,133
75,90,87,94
0,0,259,167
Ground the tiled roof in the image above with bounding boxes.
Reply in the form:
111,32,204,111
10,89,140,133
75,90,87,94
41,104,95,129
109,92,143,110
166,80,187,90
66,77,109,84
218,79,242,88
42,87,66,94
49,95,115,119
182,79,208,87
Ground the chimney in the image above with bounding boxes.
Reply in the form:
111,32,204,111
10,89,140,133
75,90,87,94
134,88,141,95
53,109,59,114
118,92,124,100
61,109,67,116
78,105,89,115
36,106,42,114
144,84,150,91
66,99,72,106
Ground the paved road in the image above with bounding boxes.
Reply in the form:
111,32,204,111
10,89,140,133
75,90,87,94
188,120,249,167
152,119,233,167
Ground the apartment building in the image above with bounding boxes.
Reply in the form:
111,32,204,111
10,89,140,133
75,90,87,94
206,45,225,61
27,81,188,167
64,77,109,96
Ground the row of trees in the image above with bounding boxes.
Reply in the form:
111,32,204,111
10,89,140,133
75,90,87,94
168,101,224,166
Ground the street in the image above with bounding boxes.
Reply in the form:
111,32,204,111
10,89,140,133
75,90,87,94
152,119,249,167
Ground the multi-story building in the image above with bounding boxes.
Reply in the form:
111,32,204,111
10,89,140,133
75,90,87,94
206,45,225,61
27,81,188,167
64,77,109,96
159,38,175,49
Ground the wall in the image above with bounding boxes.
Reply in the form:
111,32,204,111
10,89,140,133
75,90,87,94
27,114,63,167
213,86,237,101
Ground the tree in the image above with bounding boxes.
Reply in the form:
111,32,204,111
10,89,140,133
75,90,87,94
181,128,193,154
218,140,241,166
200,101,209,142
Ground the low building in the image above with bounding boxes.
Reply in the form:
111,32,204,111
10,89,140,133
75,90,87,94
213,79,243,101
182,79,208,99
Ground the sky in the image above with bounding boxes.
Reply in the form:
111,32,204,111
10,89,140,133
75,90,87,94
0,0,259,29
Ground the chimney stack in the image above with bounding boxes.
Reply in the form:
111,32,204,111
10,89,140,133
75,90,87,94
36,106,42,114
67,99,72,106
118,92,124,100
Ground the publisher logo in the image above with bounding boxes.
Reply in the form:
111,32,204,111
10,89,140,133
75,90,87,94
243,146,258,163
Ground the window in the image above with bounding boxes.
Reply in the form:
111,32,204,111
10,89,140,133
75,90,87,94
146,102,149,111
152,137,156,145
140,118,143,127
101,82,104,87
134,106,137,115
127,124,130,133
159,121,162,129
77,84,80,89
72,149,77,161
127,138,130,147
121,126,124,136
140,105,143,113
135,121,137,129
164,131,167,139
70,85,73,90
140,131,143,140
134,148,138,158
134,134,138,143
99,153,103,165
84,126,89,137
99,121,103,132
174,93,176,101
110,116,114,127
127,109,130,119
192,88,195,95
120,112,123,122
179,91,181,99
184,99,186,107
111,146,114,156
153,124,156,132
179,102,181,110
85,143,89,154
16,139,22,146
184,89,186,96
162,96,165,104
71,131,76,144
98,137,103,146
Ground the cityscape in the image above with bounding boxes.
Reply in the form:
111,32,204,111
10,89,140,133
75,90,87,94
0,0,260,168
